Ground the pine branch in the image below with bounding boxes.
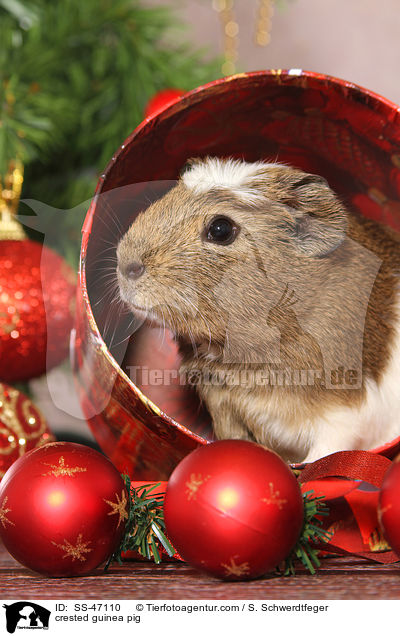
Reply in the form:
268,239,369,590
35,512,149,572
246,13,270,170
282,490,332,576
106,480,329,577
105,475,175,570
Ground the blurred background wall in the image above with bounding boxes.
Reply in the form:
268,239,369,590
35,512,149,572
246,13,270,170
150,0,400,104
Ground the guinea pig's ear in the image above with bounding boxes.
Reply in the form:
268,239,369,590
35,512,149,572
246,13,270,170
284,173,348,257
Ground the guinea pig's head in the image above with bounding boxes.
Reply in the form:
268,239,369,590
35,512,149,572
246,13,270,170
117,157,348,355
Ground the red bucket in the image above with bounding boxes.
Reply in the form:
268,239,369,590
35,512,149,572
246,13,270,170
73,70,400,486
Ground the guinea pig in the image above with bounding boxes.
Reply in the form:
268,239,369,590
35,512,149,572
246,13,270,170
117,156,400,464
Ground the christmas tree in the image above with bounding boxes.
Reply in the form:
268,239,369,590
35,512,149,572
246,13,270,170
0,0,220,265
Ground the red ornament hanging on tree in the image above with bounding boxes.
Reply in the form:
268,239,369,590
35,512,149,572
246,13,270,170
144,88,185,118
0,442,129,577
378,456,400,557
0,382,55,480
0,161,76,382
163,440,305,580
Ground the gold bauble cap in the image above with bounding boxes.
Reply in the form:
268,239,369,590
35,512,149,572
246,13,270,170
0,161,27,241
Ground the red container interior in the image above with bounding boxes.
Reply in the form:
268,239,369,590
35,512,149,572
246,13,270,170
79,70,400,477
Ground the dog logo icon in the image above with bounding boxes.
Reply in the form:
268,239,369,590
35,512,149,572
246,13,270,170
3,602,50,633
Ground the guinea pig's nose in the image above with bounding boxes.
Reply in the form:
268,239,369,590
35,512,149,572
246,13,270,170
123,261,145,280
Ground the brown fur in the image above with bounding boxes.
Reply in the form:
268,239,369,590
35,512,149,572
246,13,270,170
117,159,400,463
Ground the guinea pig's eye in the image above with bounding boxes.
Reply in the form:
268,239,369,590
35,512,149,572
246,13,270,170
204,216,239,245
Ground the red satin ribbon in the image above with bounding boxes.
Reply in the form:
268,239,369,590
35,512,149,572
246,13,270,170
299,450,392,488
311,542,398,564
299,450,399,564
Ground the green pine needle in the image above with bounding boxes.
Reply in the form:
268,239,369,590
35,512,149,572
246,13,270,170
282,490,332,576
105,475,175,570
1,0,221,267
106,481,330,578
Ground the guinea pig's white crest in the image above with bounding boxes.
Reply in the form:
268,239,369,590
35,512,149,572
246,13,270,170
182,156,275,204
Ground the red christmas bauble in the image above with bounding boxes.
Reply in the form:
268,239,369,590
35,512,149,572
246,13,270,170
164,440,304,580
0,442,128,577
0,239,76,382
144,89,185,118
0,382,55,480
378,456,400,556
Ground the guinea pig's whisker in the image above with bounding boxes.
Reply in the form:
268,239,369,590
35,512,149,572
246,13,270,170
107,299,132,349
179,312,199,358
91,256,117,270
97,256,118,263
158,305,168,349
109,322,120,350
173,288,215,352
92,280,120,309
96,278,119,290
96,259,118,270
93,285,119,309
178,294,199,317
100,285,128,338
99,237,118,246
90,253,117,268
97,240,118,251
109,289,125,308
97,276,119,290
94,259,118,270
92,261,117,274
94,210,124,244
203,316,212,353
102,291,121,331
102,310,114,341
95,280,120,302
97,239,119,252
108,316,136,349
95,215,121,240
164,303,177,335
96,270,119,283
101,198,124,233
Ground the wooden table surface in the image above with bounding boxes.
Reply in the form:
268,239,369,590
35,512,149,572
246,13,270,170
1,542,400,600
